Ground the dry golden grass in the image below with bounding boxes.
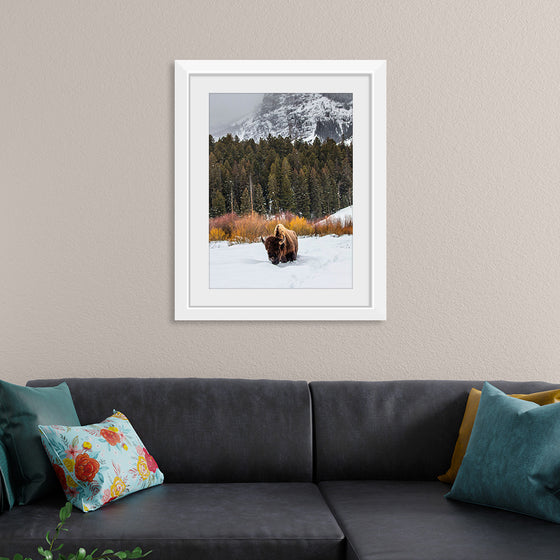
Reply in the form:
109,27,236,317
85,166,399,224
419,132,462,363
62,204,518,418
209,213,352,243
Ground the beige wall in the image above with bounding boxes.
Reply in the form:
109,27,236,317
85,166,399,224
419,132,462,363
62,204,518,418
3,1,560,385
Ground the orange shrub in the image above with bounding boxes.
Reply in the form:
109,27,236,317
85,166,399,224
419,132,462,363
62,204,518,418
313,217,353,236
209,227,228,241
209,213,237,237
264,220,279,236
209,213,352,243
229,214,268,243
286,216,315,237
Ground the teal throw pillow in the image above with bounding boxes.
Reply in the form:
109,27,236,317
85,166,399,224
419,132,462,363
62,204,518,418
39,411,164,512
0,380,80,504
446,382,560,523
0,439,15,511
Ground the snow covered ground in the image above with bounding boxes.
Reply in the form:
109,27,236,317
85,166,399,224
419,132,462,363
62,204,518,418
317,205,353,225
210,235,353,289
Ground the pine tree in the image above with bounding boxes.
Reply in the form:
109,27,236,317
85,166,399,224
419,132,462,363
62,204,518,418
309,167,323,218
278,156,295,212
210,190,226,217
221,169,237,214
231,162,241,209
209,153,222,202
312,137,323,163
240,188,252,215
295,168,311,219
268,162,280,215
253,183,266,215
322,165,339,215
339,155,353,208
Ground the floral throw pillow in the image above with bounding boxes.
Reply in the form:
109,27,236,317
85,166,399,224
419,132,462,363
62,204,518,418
38,411,164,512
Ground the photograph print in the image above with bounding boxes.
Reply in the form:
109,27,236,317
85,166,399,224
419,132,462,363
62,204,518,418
209,92,353,289
175,60,386,320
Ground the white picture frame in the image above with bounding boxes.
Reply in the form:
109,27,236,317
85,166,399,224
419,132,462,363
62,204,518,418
175,60,386,320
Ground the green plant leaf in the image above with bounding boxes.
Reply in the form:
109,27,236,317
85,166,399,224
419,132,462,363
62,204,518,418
59,503,72,522
38,547,54,560
20,500,149,560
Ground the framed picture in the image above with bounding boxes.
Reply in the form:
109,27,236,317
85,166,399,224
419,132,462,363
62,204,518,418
175,60,386,320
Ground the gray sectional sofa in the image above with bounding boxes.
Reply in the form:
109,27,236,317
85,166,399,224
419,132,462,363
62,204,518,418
1,377,560,560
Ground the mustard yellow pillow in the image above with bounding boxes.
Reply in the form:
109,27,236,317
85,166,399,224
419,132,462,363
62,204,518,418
438,387,560,484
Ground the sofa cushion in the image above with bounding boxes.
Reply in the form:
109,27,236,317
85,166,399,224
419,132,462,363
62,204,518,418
320,481,560,560
27,378,313,483
0,439,15,511
446,382,560,523
0,381,80,504
438,386,560,484
39,411,164,512
310,380,559,480
0,483,345,560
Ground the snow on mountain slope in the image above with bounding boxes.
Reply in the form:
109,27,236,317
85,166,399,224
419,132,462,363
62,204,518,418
210,235,352,289
317,205,353,225
211,93,353,144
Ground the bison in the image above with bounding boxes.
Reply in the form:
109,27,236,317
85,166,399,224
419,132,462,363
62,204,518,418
261,224,298,265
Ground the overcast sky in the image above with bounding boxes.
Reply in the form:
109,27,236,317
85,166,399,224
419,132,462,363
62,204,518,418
209,93,264,130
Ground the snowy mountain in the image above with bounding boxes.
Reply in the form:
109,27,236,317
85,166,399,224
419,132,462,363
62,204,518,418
211,93,353,144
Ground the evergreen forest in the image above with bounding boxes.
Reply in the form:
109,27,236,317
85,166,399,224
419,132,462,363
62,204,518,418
209,134,353,220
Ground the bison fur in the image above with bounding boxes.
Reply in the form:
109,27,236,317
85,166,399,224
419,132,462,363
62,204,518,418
261,224,298,265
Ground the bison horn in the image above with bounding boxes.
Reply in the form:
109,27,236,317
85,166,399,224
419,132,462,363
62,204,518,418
260,236,265,244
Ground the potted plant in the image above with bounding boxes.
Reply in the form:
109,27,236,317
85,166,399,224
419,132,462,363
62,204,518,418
1,502,151,560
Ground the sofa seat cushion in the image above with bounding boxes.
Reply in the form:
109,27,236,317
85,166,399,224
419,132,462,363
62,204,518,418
320,481,560,560
0,483,344,560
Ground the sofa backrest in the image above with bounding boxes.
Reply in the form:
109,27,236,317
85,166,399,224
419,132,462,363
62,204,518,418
27,378,313,483
310,380,559,481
